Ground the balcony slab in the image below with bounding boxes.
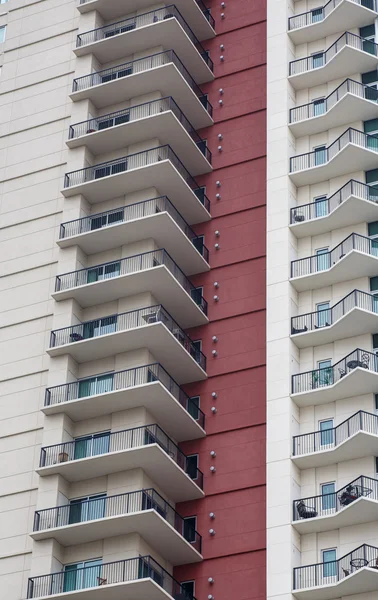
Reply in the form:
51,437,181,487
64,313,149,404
293,568,378,600
292,431,378,469
29,578,177,600
293,497,378,534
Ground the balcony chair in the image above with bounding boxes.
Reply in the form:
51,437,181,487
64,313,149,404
70,332,84,342
291,326,308,334
296,500,318,519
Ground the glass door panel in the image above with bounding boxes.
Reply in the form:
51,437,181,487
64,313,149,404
322,549,337,578
315,196,328,217
316,248,330,271
317,302,330,327
321,482,336,511
320,419,334,446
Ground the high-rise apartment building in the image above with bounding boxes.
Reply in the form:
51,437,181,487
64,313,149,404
0,1,266,600
268,1,378,600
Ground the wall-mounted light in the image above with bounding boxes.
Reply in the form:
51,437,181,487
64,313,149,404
213,295,219,302
211,406,217,414
215,230,220,237
212,336,218,343
218,99,223,105
218,145,223,151
216,180,221,187
211,391,218,398
214,243,220,250
213,281,219,288
215,193,221,200
212,350,218,357
209,528,216,534
218,133,223,140
209,512,216,519
210,450,217,457
220,55,225,62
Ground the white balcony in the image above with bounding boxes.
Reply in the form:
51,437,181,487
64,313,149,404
289,78,378,137
47,306,207,384
43,364,205,442
290,233,378,293
288,32,378,90
288,0,377,45
66,98,212,176
74,8,214,85
294,564,378,600
77,0,216,42
70,51,213,130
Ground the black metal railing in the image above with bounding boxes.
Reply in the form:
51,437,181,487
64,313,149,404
291,289,378,334
54,248,208,315
293,410,378,456
39,423,204,487
49,304,207,371
33,487,202,553
290,78,378,123
289,0,377,31
68,96,212,163
290,179,378,224
72,49,213,116
293,475,378,521
27,554,197,599
290,127,378,173
292,348,378,394
291,232,378,278
76,6,213,71
44,362,205,430
63,144,211,207
289,31,378,76
59,196,210,262
294,544,378,590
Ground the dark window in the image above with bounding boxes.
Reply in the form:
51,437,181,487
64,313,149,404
375,394,378,410
181,580,195,598
192,235,205,256
373,333,378,348
369,221,378,236
190,286,203,306
183,516,197,543
186,454,199,480
190,340,202,364
187,396,200,421
376,457,378,474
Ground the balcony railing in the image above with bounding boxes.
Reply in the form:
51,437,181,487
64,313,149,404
59,196,209,262
290,78,378,124
54,248,208,314
290,179,378,224
289,31,378,76
33,487,202,553
49,304,207,371
72,49,213,115
294,543,378,590
293,409,378,456
288,0,377,31
293,475,378,521
27,554,196,599
63,145,210,208
76,5,213,72
44,362,205,430
68,97,212,163
39,423,204,486
291,232,378,278
290,128,378,173
291,289,377,334
292,348,378,394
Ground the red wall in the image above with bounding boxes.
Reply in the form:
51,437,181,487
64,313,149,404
175,1,267,598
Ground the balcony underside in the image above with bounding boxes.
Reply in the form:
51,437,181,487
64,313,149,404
293,568,378,600
30,509,201,565
61,160,210,225
290,144,378,187
291,307,377,348
292,431,378,469
47,322,207,384
290,195,378,238
30,578,176,600
36,444,204,502
57,213,209,274
288,1,377,45
77,0,215,41
293,497,378,534
292,367,378,407
52,265,208,329
291,251,378,292
289,93,378,138
289,46,378,90
74,19,214,85
66,111,211,176
70,62,213,129
42,381,205,442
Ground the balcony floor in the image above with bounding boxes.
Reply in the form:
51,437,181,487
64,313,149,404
47,322,207,384
291,307,378,348
288,1,377,45
293,497,378,534
42,381,205,442
30,509,202,565
67,110,211,176
290,194,378,238
292,431,378,469
77,0,215,41
289,46,378,90
52,265,208,329
36,443,204,502
75,18,214,85
292,367,378,407
291,251,378,292
293,568,378,600
70,62,213,129
30,578,176,600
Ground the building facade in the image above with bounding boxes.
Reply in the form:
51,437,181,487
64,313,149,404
268,2,378,600
0,1,266,600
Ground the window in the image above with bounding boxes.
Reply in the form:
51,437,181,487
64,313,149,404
314,145,327,165
191,286,203,307
321,482,336,511
311,7,323,21
77,372,114,398
73,431,110,460
370,276,378,313
362,70,378,102
0,0,9,4
316,247,329,271
80,315,117,340
192,235,205,257
199,93,209,111
69,494,106,524
63,559,102,592
87,261,121,283
183,516,197,543
375,394,378,414
316,302,330,328
313,97,325,116
365,169,378,201
318,359,333,386
314,195,328,218
90,208,124,231
196,138,208,157
0,25,6,43
364,118,378,151
94,159,127,179
368,222,378,256
190,340,202,364
312,52,324,69
194,185,206,206
319,419,334,447
98,112,130,130
360,24,376,54
101,65,133,83
186,454,199,480
322,549,337,578
187,395,200,421
375,456,378,476
181,581,195,597
138,558,163,587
